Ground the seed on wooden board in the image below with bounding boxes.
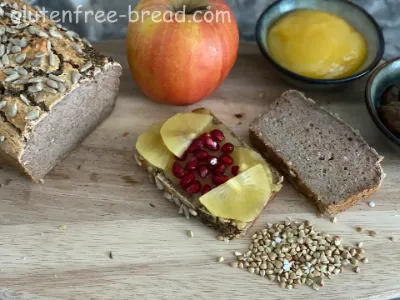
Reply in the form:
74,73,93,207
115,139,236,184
173,197,181,207
8,103,18,117
330,217,337,223
187,230,194,238
163,191,172,200
354,266,360,273
182,205,190,219
361,258,369,264
188,208,197,216
230,262,238,268
369,230,377,237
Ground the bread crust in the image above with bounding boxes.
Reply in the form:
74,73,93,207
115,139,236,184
135,108,283,239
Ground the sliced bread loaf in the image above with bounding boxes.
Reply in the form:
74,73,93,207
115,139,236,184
249,90,385,215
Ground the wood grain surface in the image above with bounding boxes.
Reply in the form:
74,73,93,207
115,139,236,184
0,41,399,300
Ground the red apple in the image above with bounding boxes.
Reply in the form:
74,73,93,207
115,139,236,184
126,0,239,105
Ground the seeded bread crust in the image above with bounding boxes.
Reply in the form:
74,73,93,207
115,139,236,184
135,108,283,239
0,0,122,180
249,90,385,216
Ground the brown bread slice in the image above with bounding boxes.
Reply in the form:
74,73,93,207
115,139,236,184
249,90,385,216
135,108,283,239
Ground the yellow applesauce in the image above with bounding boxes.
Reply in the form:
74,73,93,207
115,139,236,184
267,9,367,79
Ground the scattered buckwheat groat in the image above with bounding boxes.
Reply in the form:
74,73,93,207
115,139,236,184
232,221,368,290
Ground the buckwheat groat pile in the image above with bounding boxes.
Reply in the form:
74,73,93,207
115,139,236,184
231,221,368,290
0,0,122,181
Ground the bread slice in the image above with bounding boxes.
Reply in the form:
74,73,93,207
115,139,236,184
135,108,283,239
0,0,122,181
249,90,385,216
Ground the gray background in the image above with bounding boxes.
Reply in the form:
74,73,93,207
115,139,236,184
25,0,400,60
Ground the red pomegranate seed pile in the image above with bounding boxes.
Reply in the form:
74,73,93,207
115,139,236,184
172,129,240,195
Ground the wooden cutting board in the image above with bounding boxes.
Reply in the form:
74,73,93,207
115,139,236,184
0,41,399,300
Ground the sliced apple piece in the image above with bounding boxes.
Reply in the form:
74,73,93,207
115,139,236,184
199,164,272,222
136,122,174,170
160,112,213,157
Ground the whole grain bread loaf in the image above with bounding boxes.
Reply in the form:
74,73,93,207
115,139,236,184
135,108,283,239
249,90,385,216
0,0,122,181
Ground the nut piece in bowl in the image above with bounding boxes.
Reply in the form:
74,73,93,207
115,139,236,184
366,58,400,145
255,0,384,89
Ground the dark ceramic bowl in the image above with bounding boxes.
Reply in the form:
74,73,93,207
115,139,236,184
366,58,400,145
255,0,385,89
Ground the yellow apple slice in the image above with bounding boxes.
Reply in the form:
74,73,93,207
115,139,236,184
160,112,213,157
232,146,274,180
136,122,174,170
199,164,272,222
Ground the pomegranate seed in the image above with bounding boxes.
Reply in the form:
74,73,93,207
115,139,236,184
198,164,209,178
175,151,188,161
172,162,186,179
185,157,198,172
231,165,240,176
180,173,195,189
194,150,208,160
212,175,229,186
220,154,233,166
213,163,226,175
208,156,218,166
187,139,203,153
221,142,234,154
201,184,212,195
210,129,225,142
205,138,220,151
187,180,202,194
200,133,212,143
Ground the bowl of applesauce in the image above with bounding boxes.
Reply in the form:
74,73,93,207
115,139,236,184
256,0,385,89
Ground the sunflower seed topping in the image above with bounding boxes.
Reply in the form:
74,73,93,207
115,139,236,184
47,40,52,52
35,51,46,58
80,62,93,73
8,103,17,117
0,135,5,142
82,38,92,47
11,45,21,53
3,68,17,75
46,79,58,89
1,53,9,65
71,71,81,84
19,94,30,105
15,66,28,76
0,44,5,56
0,26,5,36
57,82,66,93
14,53,26,64
37,31,49,38
66,30,78,40
25,109,40,121
5,72,19,82
0,100,6,109
28,25,37,35
32,57,43,66
49,29,62,38
72,43,83,56
49,74,65,83
15,22,28,30
43,87,58,94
